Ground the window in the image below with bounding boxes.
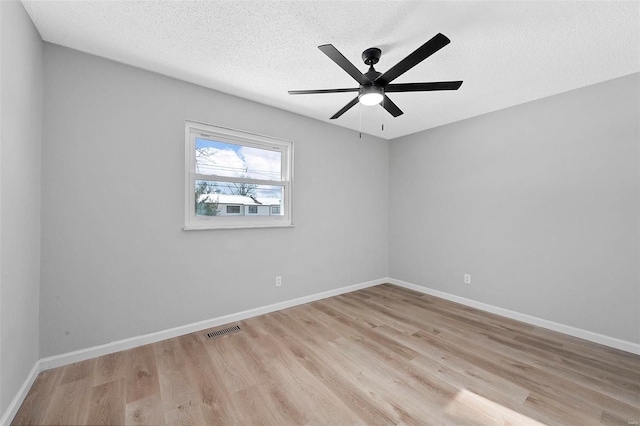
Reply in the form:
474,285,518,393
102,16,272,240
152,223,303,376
185,121,293,230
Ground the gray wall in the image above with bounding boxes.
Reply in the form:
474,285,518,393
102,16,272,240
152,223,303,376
40,44,389,357
0,0,43,414
390,73,640,343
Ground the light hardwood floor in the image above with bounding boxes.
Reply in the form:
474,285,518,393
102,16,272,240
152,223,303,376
12,284,640,425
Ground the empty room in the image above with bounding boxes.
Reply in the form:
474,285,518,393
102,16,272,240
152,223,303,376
1,0,639,425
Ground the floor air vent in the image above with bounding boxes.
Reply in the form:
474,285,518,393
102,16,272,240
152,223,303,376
206,325,241,339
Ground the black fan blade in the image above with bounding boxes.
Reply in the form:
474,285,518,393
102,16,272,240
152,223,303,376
318,44,371,86
376,33,451,86
330,97,359,119
382,95,403,117
288,88,359,95
385,81,463,92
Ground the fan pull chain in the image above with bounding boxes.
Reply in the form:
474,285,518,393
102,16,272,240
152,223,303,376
359,103,362,138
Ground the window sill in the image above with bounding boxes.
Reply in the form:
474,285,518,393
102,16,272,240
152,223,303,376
183,223,295,231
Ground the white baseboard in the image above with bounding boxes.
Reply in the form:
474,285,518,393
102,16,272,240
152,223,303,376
0,360,41,426
387,277,640,356
39,277,386,372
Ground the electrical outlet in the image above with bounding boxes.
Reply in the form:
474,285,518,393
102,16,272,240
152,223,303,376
464,274,471,284
275,276,282,287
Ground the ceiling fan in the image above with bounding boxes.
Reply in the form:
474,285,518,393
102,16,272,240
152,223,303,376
288,33,463,119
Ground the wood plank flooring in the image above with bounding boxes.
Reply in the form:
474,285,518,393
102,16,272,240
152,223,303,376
12,284,640,425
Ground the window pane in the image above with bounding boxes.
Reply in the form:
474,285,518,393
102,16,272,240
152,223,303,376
195,180,284,217
195,138,282,181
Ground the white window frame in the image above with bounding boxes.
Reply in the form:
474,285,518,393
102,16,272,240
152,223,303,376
184,121,293,230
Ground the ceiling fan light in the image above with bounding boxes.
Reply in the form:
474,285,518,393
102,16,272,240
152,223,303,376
359,86,384,106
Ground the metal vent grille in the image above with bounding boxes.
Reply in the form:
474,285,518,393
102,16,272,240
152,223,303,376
206,325,241,339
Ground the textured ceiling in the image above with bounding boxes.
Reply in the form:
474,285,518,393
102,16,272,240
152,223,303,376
22,1,640,140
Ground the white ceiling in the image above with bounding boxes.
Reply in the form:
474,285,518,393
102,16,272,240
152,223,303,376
22,1,640,140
